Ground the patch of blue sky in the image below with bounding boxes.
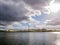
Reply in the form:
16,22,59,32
32,13,49,24
20,22,28,26
13,13,50,29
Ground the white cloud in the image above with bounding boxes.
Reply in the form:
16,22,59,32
24,0,53,15
28,17,40,24
7,25,14,29
25,5,41,17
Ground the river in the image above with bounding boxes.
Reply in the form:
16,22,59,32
0,32,58,45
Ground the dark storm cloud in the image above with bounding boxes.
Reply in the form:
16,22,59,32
0,0,28,25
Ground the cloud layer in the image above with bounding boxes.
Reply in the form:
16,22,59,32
0,0,29,25
1,0,60,30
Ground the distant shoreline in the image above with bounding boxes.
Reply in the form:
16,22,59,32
0,31,60,32
0,29,60,32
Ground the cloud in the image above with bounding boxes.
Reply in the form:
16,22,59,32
7,25,14,29
0,0,29,25
44,0,60,25
0,0,43,26
26,8,41,17
43,25,60,30
45,17,60,25
23,0,52,9
28,17,40,24
23,0,53,15
26,17,41,29
1,0,60,30
6,22,22,29
45,6,60,26
54,0,60,3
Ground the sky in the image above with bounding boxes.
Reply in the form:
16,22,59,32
0,0,60,30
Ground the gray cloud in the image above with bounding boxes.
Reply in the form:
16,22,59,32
0,0,29,25
46,18,60,25
54,0,60,3
23,0,52,9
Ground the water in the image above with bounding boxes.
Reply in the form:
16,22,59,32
0,32,58,45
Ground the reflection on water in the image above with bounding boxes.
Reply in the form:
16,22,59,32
0,32,58,45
